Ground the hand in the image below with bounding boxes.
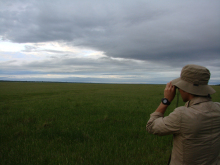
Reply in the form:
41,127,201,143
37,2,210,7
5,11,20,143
164,81,176,102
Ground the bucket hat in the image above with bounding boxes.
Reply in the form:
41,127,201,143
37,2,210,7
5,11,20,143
171,64,216,96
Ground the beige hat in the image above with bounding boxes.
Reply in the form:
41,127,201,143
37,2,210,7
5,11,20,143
171,64,216,96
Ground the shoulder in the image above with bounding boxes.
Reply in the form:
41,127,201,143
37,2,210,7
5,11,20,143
166,106,189,121
164,106,186,122
172,106,187,114
213,102,220,111
214,102,220,106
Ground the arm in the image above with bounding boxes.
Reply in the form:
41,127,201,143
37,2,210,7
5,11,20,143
155,81,176,114
146,82,179,135
146,108,181,135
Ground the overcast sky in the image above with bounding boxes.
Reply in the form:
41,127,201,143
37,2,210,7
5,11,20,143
0,0,219,84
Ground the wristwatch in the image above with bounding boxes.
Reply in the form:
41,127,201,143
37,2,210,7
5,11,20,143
161,98,171,105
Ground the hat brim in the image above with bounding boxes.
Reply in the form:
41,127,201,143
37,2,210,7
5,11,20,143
171,77,216,96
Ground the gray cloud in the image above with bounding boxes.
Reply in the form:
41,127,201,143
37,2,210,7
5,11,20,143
0,0,220,83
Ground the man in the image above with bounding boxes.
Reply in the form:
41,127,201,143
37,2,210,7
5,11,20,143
146,64,220,165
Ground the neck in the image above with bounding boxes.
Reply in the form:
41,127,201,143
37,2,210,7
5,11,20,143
188,94,195,101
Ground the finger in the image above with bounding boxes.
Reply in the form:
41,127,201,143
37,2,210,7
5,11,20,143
168,82,172,89
166,82,171,88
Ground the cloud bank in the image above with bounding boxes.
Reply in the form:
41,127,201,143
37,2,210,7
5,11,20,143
0,0,219,84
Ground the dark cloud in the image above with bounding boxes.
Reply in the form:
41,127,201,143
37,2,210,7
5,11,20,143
0,0,220,83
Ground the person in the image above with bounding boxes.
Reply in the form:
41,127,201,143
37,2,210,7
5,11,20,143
146,64,220,165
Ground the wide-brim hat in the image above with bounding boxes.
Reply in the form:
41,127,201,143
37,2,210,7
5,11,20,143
171,64,216,96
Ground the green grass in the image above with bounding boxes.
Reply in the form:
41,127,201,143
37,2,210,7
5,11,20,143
0,82,219,165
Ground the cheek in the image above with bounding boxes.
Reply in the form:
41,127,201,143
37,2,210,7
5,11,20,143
179,91,187,102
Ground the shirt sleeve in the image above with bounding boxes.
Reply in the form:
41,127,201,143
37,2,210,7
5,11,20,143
146,107,182,136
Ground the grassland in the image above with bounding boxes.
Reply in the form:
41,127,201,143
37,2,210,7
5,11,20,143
0,82,219,165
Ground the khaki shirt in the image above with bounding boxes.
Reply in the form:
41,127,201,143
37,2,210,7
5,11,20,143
146,97,220,165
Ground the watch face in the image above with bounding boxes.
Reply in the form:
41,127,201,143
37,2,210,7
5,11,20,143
162,98,170,105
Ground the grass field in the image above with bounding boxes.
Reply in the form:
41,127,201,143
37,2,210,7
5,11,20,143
0,82,219,165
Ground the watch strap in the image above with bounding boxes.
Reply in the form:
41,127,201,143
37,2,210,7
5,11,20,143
161,98,171,105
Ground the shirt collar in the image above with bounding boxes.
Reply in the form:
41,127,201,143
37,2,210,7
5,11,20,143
185,96,211,107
